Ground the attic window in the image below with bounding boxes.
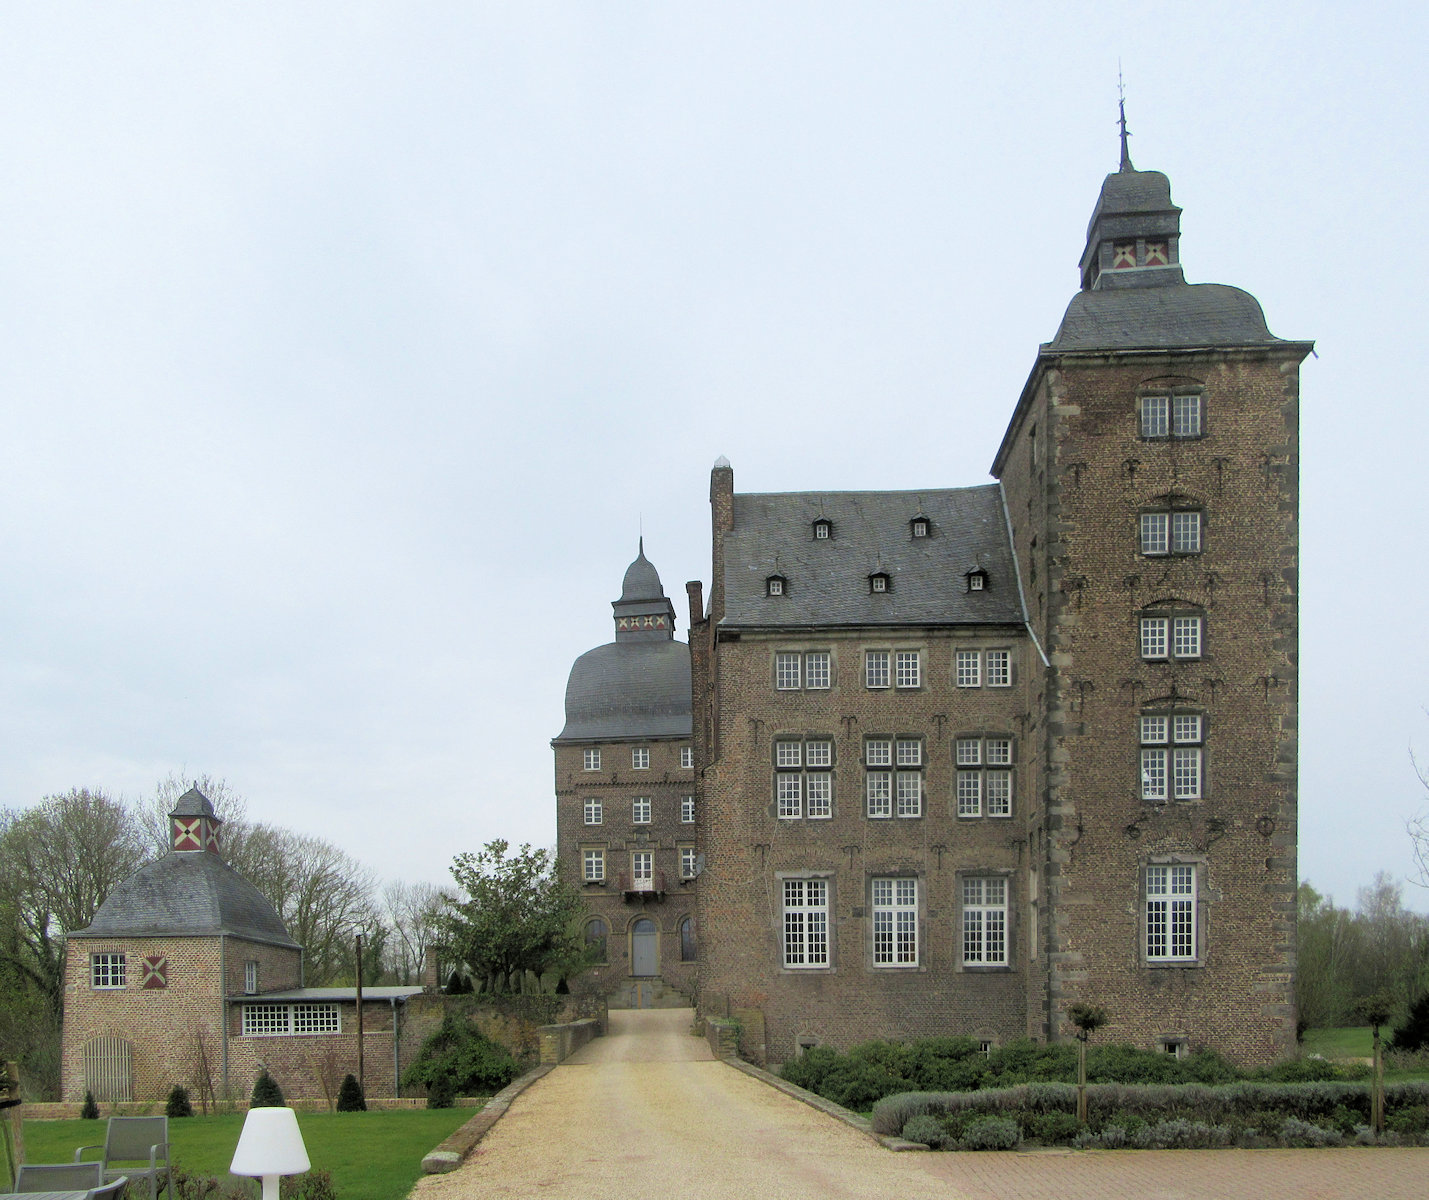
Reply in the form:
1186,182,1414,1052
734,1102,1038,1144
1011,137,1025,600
812,519,831,540
966,568,988,592
869,573,890,594
910,518,929,539
767,575,787,597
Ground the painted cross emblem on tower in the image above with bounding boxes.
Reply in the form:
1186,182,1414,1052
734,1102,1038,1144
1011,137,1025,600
204,824,221,853
172,818,203,851
140,956,169,989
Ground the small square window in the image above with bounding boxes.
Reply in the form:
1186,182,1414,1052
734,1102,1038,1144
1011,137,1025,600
911,519,929,538
806,739,832,767
632,748,650,769
632,797,652,824
767,576,786,596
968,574,985,591
895,738,922,767
870,574,889,593
583,749,601,771
775,740,802,768
584,799,603,825
812,519,831,540
91,953,126,990
680,746,694,769
865,738,892,766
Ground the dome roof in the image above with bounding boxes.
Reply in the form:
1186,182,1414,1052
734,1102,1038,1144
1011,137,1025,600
620,543,664,603
1047,282,1278,351
555,638,691,742
72,851,297,946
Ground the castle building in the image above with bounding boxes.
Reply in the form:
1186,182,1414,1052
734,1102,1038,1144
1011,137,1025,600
63,787,420,1102
559,148,1308,1064
552,544,698,1007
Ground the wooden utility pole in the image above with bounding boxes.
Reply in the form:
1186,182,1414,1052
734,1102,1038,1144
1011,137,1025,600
1,1061,23,1189
355,934,365,1089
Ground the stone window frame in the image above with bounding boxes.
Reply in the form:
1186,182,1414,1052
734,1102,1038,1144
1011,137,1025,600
780,874,832,970
1139,503,1203,557
1138,604,1206,662
955,734,1015,818
870,876,919,968
582,847,606,883
773,736,835,821
863,736,922,820
1140,710,1206,802
1144,860,1202,966
631,747,650,770
583,798,603,825
90,952,126,990
582,748,601,771
775,649,832,692
959,874,1011,969
631,797,652,825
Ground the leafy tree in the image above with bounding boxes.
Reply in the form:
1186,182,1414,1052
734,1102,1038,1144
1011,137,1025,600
402,1010,518,1097
439,841,585,992
1390,990,1429,1053
382,880,447,984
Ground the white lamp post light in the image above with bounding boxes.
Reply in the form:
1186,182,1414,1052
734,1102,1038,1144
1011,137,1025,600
230,1106,311,1200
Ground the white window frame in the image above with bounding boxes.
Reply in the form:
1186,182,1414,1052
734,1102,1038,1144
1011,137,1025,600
91,953,126,990
1142,393,1203,439
1141,713,1204,801
680,746,694,769
583,748,601,771
1138,613,1205,661
767,576,785,596
681,795,695,823
631,851,653,884
632,797,652,824
872,878,918,967
955,649,981,688
1141,509,1202,556
985,649,1011,687
679,845,698,879
895,771,922,818
776,738,834,820
775,652,801,690
242,1003,340,1036
1172,394,1203,438
583,848,605,882
583,798,603,825
783,878,830,968
894,650,921,689
1146,864,1198,962
631,747,650,769
244,960,259,994
865,650,890,689
805,651,830,690
866,771,892,818
956,737,1014,818
962,877,1008,966
1140,394,1170,438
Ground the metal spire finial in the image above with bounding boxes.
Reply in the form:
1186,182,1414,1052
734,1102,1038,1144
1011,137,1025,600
1117,65,1134,172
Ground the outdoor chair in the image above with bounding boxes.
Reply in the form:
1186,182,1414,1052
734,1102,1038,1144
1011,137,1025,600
87,1178,128,1200
75,1115,170,1200
14,1161,102,1191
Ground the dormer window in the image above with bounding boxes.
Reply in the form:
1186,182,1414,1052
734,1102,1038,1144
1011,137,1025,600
812,519,832,540
966,568,988,592
869,573,890,594
767,575,787,597
910,518,929,539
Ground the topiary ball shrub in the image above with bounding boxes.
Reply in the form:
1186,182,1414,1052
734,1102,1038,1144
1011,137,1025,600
960,1115,1022,1151
251,1068,286,1108
336,1073,367,1112
81,1089,99,1119
426,1073,455,1109
166,1084,194,1118
901,1115,945,1147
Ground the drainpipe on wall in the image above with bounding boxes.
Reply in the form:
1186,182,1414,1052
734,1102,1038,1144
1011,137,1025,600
390,997,400,1099
219,934,230,1099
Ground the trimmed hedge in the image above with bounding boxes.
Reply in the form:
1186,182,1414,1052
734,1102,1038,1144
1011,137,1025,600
869,1079,1429,1149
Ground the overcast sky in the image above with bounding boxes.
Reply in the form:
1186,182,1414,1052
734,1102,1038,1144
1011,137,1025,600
2,3,1426,913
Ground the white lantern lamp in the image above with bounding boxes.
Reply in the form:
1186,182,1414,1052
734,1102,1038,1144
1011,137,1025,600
230,1106,311,1200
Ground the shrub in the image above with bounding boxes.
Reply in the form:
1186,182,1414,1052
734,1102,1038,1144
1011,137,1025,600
1280,1117,1342,1147
1387,1104,1429,1135
402,1010,519,1098
251,1068,285,1107
901,1115,945,1147
170,1166,253,1200
426,1073,455,1109
81,1089,99,1119
279,1170,339,1200
336,1073,366,1112
1025,1110,1080,1144
166,1084,194,1118
960,1115,1021,1150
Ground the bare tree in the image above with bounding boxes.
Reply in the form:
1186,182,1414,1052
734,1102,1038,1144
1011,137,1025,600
136,771,250,860
382,880,447,985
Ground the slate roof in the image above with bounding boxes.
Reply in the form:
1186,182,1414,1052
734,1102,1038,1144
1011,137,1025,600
230,986,423,1003
554,638,692,743
721,485,1024,629
72,851,297,946
1046,282,1280,351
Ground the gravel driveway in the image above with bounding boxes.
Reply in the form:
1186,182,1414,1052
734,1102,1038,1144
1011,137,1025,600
410,1008,1429,1200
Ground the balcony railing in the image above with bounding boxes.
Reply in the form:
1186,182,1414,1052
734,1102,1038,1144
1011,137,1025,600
618,870,667,901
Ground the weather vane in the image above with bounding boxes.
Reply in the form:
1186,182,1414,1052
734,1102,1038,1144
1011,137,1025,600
1117,63,1134,172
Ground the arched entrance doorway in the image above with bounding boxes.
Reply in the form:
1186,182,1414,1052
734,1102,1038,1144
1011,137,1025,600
631,917,658,978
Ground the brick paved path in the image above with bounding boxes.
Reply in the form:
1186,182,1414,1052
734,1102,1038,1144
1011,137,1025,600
410,1009,1429,1200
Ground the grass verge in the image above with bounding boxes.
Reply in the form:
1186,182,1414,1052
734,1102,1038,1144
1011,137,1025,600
23,1109,475,1200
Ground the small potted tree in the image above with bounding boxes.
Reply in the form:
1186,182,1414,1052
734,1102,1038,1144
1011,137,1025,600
1067,1002,1108,1125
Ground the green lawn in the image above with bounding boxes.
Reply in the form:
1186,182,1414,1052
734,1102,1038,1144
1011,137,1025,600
22,1109,475,1200
1302,1025,1373,1060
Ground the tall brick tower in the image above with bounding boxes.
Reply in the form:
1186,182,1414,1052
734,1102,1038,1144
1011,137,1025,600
992,146,1311,1061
